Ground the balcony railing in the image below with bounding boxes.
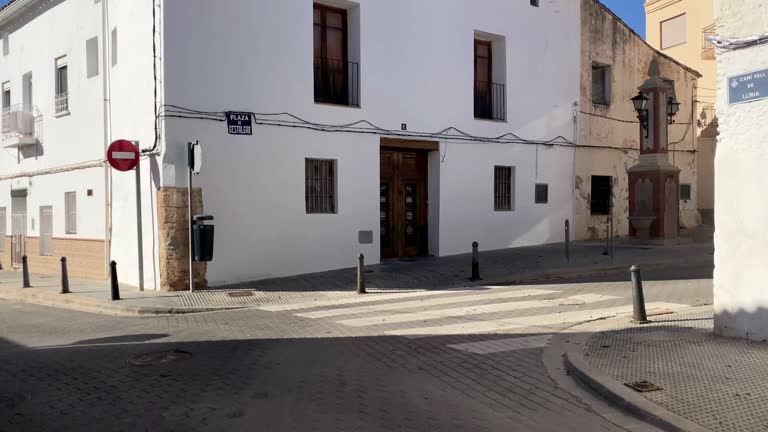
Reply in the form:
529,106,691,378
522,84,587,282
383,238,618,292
55,92,69,114
2,104,43,147
698,104,718,130
702,23,716,60
474,81,506,121
314,57,360,107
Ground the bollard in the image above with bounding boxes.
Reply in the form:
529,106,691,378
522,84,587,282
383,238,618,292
565,220,570,262
22,255,30,288
357,254,366,294
630,265,649,324
60,257,70,294
470,241,481,281
110,260,121,301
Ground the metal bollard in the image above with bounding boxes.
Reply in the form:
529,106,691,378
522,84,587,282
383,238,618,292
60,257,70,294
22,255,30,288
565,220,570,262
110,260,121,301
630,265,649,324
470,242,481,281
357,254,366,294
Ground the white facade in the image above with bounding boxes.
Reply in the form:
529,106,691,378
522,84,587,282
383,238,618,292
1,0,581,288
713,0,768,341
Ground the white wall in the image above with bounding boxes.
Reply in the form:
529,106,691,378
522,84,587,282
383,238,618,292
713,0,768,341
161,0,580,285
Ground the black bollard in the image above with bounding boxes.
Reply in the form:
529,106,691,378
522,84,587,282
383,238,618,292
630,265,649,324
357,254,366,294
22,255,30,288
565,220,570,262
110,260,120,301
60,257,70,294
470,242,481,281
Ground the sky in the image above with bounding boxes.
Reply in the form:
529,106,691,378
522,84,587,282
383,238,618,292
0,0,647,39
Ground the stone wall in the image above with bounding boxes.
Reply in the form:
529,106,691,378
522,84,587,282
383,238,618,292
158,187,207,291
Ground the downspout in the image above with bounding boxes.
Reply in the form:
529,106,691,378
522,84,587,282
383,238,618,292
102,0,113,276
571,100,579,237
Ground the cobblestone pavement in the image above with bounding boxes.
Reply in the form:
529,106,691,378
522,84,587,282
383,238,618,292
0,265,712,431
586,307,768,432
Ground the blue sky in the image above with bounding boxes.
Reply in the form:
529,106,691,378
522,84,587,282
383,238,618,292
0,0,646,39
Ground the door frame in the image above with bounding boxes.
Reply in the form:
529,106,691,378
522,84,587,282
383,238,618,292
10,190,27,267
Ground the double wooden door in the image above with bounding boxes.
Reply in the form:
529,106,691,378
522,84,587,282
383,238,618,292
380,149,428,259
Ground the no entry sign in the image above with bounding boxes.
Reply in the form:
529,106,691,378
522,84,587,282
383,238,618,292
107,139,139,171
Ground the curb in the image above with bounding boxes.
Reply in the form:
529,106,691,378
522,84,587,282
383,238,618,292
546,309,714,432
0,288,246,317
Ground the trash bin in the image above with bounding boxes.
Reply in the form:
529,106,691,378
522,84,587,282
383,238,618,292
192,215,214,262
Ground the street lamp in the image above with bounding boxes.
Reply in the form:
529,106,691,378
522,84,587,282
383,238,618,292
631,92,650,138
667,96,681,124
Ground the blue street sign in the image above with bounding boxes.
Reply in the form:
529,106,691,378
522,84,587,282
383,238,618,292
728,68,768,105
225,112,253,135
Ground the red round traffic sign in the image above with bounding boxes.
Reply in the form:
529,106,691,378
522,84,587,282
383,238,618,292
107,139,139,172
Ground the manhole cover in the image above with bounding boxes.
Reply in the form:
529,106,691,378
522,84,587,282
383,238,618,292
625,380,663,393
0,392,30,409
227,291,254,298
128,349,192,366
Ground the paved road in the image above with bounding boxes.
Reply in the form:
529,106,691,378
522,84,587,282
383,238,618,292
0,266,712,431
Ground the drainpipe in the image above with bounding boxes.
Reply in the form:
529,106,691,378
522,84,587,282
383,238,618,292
571,100,579,236
101,0,113,276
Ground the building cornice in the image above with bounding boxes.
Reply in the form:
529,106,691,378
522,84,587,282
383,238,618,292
0,0,42,29
645,0,684,14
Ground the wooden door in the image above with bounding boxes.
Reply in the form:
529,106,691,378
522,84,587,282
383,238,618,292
380,149,428,259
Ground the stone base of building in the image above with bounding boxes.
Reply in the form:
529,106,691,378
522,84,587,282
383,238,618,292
158,187,208,292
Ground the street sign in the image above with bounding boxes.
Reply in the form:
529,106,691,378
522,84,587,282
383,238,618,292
107,139,139,172
728,67,768,105
225,112,253,135
189,140,202,175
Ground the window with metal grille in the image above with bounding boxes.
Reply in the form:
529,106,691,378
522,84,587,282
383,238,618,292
55,56,69,114
590,176,612,215
535,184,549,204
592,63,611,106
680,184,692,201
305,159,337,214
0,207,5,250
494,166,515,211
39,206,52,256
65,191,77,234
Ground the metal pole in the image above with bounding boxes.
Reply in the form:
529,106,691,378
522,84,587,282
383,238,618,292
60,257,70,294
357,254,366,294
630,265,649,324
21,255,30,288
134,148,144,292
110,260,120,301
471,241,481,281
565,220,570,262
187,141,194,292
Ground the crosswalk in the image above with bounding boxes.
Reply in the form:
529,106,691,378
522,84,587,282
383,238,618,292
258,285,689,355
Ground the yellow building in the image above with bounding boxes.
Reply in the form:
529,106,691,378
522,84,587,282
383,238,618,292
646,0,717,224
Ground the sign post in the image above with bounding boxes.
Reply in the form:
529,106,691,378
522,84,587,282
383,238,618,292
187,140,201,292
107,139,144,291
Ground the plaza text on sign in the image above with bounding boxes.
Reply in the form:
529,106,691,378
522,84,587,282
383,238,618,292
728,68,768,105
226,112,253,135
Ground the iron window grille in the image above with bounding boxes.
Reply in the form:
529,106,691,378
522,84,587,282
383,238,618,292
305,158,337,214
701,23,716,59
494,166,515,211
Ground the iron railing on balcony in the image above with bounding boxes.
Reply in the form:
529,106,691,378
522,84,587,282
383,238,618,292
474,81,506,121
698,104,718,129
702,23,716,60
314,57,360,107
55,92,69,114
2,104,43,143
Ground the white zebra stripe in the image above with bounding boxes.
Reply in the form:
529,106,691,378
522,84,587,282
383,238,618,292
447,335,553,354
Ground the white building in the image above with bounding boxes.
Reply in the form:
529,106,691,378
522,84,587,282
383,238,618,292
1,0,581,290
712,0,768,341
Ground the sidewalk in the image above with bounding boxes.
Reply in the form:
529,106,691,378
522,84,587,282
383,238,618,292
558,307,768,432
0,227,713,315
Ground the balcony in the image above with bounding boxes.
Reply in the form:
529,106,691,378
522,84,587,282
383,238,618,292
314,57,360,107
2,104,43,148
702,23,716,60
474,81,506,121
698,104,718,131
55,92,70,116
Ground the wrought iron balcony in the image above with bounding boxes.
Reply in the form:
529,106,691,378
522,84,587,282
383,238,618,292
474,81,506,121
2,104,43,148
698,104,718,130
702,23,716,60
55,92,69,115
314,57,360,107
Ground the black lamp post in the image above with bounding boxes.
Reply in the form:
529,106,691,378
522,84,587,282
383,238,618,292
667,96,681,124
631,92,650,138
